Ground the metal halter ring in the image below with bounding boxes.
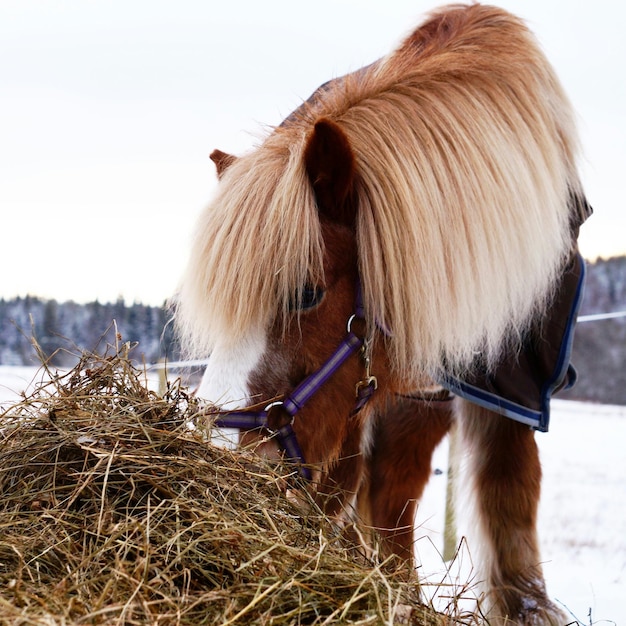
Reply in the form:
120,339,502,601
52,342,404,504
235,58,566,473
346,314,357,334
264,401,294,433
347,313,368,339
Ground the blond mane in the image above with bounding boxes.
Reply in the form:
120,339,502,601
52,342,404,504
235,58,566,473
176,4,583,381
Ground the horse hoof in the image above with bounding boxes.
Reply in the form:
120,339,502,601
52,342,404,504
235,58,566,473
517,600,569,626
495,597,569,626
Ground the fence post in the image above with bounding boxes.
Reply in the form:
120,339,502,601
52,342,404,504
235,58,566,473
443,422,459,562
157,359,168,396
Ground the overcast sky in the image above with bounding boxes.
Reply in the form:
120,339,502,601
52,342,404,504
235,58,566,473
1,0,624,305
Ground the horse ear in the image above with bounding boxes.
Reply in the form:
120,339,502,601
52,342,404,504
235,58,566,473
210,149,237,179
304,118,357,227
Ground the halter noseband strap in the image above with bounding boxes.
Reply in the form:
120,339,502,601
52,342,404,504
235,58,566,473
212,279,373,481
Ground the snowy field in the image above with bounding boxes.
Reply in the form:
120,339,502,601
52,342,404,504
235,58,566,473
416,400,624,625
1,366,623,624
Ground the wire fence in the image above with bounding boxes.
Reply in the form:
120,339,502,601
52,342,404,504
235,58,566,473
577,310,626,322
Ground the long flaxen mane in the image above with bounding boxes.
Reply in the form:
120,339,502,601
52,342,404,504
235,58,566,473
176,4,584,381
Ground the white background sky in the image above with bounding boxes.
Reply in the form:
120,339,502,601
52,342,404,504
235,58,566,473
1,0,624,305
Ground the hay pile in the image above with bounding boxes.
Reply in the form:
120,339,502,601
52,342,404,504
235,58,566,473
0,347,447,625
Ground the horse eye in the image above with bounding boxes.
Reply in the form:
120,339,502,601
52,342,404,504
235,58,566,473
290,286,324,311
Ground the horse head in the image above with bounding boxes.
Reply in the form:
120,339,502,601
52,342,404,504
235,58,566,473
195,119,433,478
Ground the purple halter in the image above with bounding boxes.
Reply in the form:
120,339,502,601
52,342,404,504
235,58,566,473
212,281,377,481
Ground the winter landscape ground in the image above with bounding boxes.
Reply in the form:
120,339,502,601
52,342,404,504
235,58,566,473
416,400,624,625
0,366,623,625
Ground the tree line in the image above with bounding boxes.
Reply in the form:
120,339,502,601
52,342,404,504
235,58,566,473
0,297,179,367
560,255,626,405
1,255,625,403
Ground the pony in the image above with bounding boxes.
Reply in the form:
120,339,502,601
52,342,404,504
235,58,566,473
175,5,589,624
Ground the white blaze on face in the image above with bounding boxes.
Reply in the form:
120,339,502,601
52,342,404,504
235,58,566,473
196,328,267,409
195,328,267,449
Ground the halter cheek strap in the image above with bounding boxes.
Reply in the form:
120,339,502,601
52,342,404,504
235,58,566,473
211,279,374,481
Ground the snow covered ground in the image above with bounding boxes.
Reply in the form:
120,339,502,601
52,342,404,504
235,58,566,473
416,400,624,625
1,366,623,624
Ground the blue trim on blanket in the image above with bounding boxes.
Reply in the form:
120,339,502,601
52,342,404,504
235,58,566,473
441,377,545,429
538,253,586,430
441,253,586,432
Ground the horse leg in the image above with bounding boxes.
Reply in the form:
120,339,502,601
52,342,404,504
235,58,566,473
360,394,453,564
457,399,567,625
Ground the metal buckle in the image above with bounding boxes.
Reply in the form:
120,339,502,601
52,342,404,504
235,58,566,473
355,334,378,399
355,375,378,398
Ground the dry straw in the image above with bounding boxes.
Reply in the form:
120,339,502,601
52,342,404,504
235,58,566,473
0,343,453,625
